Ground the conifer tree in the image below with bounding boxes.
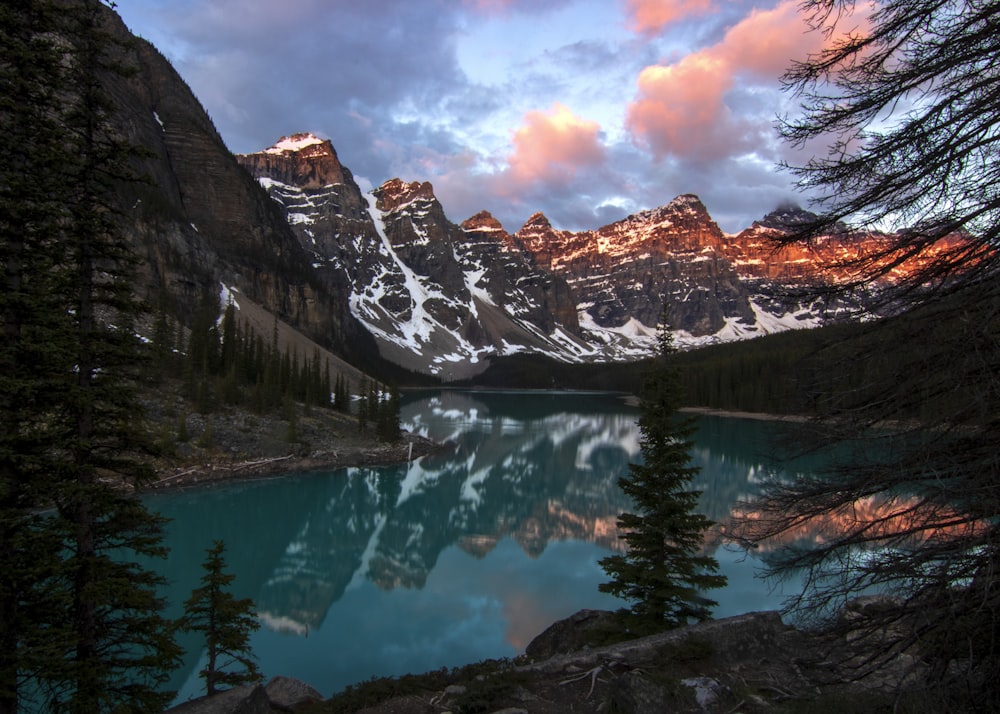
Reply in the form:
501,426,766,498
219,300,237,374
180,541,262,696
599,323,726,628
49,2,182,710
378,383,401,443
0,1,82,709
0,2,185,709
357,376,369,431
333,374,349,413
150,290,175,382
321,359,332,409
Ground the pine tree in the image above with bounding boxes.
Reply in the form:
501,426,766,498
378,382,401,443
321,359,332,409
34,3,180,709
599,323,726,629
333,373,349,413
0,2,82,709
180,541,262,696
219,300,237,374
149,290,174,382
357,376,369,431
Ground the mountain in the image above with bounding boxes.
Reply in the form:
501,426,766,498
96,10,378,373
94,4,897,381
515,196,757,337
237,140,596,378
237,135,883,377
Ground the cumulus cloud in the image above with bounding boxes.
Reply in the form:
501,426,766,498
116,0,843,234
623,0,716,34
506,103,606,186
626,0,828,163
628,55,737,161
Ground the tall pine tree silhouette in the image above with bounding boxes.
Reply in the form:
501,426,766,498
1,2,180,711
0,1,83,709
600,322,726,628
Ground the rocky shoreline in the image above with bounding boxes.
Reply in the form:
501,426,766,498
166,607,913,714
145,432,441,492
138,387,446,493
679,406,810,423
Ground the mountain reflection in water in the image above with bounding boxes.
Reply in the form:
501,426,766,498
149,390,801,702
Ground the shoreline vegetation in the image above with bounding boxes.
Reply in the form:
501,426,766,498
137,386,443,494
139,400,803,495
144,431,442,493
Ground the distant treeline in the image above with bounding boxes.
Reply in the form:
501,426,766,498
669,322,866,415
462,322,872,416
455,353,647,393
150,293,401,440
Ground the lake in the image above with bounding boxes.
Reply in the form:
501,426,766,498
148,389,807,704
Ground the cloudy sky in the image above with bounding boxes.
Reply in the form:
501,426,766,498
115,0,843,234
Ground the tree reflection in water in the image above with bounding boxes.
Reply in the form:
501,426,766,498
150,390,812,701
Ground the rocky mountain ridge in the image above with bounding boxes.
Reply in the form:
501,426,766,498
94,1,950,382
237,133,886,377
91,11,386,376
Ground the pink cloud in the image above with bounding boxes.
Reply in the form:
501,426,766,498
628,55,733,159
624,0,715,34
627,0,831,161
716,3,832,76
506,102,606,186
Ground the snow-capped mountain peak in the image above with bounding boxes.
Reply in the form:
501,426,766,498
236,135,901,377
264,132,327,155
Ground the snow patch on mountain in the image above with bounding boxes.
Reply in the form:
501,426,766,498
239,134,881,376
355,193,454,350
265,133,325,154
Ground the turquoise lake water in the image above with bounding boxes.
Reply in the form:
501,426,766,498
146,390,809,703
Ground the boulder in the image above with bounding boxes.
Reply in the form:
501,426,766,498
264,676,324,712
164,676,321,714
524,609,620,659
163,685,271,714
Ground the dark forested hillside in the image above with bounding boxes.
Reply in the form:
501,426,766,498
462,322,870,417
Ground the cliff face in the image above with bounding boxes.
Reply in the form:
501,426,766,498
459,211,580,333
99,10,361,351
237,142,590,377
237,133,349,189
517,195,754,335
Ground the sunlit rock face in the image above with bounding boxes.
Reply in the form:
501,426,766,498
515,195,755,335
238,140,592,377
239,134,349,189
237,132,911,375
459,211,580,334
